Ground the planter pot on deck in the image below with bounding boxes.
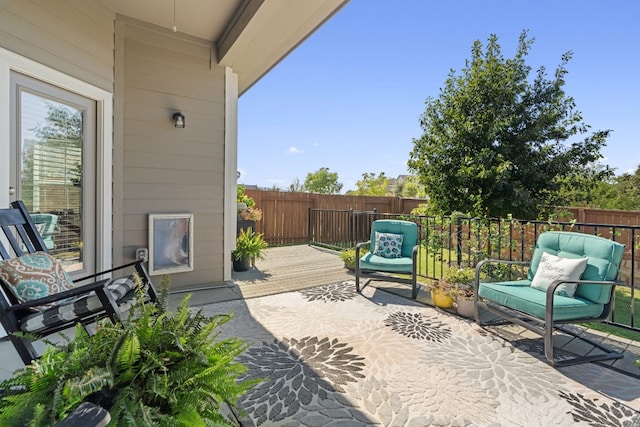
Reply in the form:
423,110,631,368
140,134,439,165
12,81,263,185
431,289,454,309
232,255,252,272
456,297,475,318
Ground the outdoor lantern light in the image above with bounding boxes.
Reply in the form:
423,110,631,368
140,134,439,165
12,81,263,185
173,111,185,128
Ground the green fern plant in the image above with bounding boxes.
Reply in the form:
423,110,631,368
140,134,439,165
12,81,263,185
0,275,257,426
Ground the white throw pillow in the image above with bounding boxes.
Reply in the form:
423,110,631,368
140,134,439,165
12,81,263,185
530,252,587,297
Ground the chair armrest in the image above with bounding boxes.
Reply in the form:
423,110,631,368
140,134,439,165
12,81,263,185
474,259,530,290
545,279,621,324
7,279,111,312
54,402,110,427
355,241,370,259
75,260,143,283
545,278,621,305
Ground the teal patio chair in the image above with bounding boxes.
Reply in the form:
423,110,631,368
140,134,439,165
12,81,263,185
474,231,625,367
355,219,419,299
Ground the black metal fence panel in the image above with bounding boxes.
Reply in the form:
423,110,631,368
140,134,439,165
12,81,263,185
308,208,639,332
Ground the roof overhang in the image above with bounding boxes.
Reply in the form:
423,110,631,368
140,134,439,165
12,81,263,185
101,0,349,94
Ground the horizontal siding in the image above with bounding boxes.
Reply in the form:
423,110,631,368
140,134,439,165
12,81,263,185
119,18,226,290
0,0,114,91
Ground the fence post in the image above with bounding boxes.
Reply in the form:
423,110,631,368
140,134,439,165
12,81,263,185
307,207,312,246
349,209,354,248
456,216,463,267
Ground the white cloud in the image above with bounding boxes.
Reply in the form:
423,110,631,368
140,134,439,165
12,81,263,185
287,146,303,154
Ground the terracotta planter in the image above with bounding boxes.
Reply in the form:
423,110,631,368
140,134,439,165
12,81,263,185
431,289,454,309
456,297,475,318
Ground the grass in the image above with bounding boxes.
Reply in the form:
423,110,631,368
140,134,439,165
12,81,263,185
584,286,640,342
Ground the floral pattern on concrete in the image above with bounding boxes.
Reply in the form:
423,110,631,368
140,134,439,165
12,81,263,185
211,281,640,426
384,311,452,342
299,281,358,303
238,336,365,425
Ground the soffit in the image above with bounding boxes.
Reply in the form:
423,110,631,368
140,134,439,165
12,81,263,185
101,0,349,94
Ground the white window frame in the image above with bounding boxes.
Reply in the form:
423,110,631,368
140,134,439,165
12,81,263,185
0,47,112,273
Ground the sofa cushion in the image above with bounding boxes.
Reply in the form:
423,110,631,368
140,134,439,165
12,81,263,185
373,232,404,258
530,252,587,297
20,275,137,333
478,280,605,321
0,252,75,310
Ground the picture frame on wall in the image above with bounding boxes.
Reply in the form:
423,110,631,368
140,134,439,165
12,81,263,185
148,213,194,275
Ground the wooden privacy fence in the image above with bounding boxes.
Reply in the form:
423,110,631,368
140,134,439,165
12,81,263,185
245,189,640,246
245,190,425,245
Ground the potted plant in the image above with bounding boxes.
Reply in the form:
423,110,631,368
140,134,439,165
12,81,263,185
0,276,257,426
232,227,268,272
426,278,457,309
339,248,357,270
443,266,477,318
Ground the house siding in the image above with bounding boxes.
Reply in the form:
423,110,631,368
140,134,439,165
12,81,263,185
1,2,228,291
116,18,227,290
0,0,114,92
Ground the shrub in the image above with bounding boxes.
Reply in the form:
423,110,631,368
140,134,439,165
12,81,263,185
340,248,357,269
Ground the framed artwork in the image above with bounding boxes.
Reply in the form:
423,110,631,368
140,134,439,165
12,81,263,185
148,213,194,275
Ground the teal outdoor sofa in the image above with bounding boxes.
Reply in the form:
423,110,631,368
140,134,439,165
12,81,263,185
355,219,419,299
473,231,625,367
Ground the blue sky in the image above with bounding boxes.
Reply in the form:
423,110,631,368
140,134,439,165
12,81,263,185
238,0,640,192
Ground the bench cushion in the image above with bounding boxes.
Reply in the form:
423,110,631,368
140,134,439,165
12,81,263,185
478,280,605,321
21,275,137,333
359,253,413,273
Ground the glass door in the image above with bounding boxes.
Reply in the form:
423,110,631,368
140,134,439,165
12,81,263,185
9,72,97,277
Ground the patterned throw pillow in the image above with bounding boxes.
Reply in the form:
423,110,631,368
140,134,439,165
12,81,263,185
0,252,76,310
373,232,404,258
530,252,588,297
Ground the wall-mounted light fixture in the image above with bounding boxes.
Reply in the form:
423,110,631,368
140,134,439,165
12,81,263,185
173,111,185,128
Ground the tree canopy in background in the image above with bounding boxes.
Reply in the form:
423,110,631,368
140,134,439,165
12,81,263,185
348,172,390,196
408,31,611,219
304,167,343,194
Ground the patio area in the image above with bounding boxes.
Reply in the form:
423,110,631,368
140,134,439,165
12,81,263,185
188,245,639,425
1,244,639,425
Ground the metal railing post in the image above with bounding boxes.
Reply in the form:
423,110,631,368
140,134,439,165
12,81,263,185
307,207,312,246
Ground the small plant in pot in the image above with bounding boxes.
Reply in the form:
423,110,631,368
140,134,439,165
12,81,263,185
233,227,268,272
339,248,357,270
426,279,457,309
443,266,477,318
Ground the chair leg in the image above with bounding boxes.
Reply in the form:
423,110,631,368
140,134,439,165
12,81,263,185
9,335,39,365
545,324,624,367
411,273,417,299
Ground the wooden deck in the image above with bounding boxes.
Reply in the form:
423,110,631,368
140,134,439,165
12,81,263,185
232,245,355,297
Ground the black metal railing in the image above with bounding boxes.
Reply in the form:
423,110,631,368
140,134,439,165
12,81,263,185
308,208,639,332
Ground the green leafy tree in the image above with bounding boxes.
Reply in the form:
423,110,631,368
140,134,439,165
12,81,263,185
408,31,611,219
588,166,640,210
350,172,390,196
304,167,343,194
398,175,427,198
